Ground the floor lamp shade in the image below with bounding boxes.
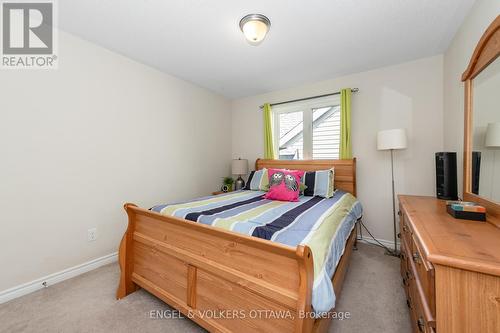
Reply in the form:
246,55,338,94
485,122,500,147
377,129,408,150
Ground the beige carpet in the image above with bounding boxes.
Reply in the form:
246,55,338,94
0,242,411,333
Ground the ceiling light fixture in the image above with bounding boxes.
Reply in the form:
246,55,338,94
239,14,271,46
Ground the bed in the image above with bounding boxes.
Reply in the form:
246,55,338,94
117,159,361,333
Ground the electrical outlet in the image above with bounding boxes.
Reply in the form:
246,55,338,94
87,228,97,242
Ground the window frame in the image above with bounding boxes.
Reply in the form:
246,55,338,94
272,95,341,160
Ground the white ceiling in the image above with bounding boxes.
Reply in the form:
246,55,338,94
58,0,475,99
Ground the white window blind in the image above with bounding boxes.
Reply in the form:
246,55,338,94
273,96,341,160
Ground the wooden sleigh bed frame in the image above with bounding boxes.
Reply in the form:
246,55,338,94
117,158,358,333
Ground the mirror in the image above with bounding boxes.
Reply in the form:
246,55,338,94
462,15,500,227
471,58,500,203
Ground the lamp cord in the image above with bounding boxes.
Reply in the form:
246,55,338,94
358,219,393,253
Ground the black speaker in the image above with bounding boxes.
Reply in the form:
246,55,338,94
471,151,481,195
435,152,458,200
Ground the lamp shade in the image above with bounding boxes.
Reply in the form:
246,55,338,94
232,158,248,175
377,129,408,150
485,122,500,147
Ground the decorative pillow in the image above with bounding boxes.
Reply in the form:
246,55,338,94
264,169,305,202
263,182,307,193
301,168,335,198
243,168,269,191
266,183,307,195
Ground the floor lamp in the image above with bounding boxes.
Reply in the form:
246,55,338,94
377,129,407,257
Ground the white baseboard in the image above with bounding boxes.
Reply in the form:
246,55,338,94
0,252,118,304
357,235,400,249
0,235,397,304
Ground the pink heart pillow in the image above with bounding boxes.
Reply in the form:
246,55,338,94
264,169,305,202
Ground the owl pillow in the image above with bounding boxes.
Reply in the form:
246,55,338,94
263,169,305,202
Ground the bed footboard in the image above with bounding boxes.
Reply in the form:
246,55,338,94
117,203,315,333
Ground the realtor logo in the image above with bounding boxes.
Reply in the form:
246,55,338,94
1,1,57,68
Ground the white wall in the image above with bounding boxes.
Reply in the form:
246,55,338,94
231,55,444,242
443,0,500,195
0,31,231,292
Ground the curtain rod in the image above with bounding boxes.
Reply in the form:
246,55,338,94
259,88,359,109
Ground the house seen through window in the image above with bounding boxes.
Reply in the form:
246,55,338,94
274,96,341,160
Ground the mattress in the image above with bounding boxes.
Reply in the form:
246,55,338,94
151,190,363,314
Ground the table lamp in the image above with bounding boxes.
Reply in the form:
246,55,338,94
232,158,248,190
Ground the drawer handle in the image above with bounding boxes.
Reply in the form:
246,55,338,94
406,298,412,309
398,210,402,217
397,232,401,239
402,225,408,232
417,317,425,332
413,252,421,264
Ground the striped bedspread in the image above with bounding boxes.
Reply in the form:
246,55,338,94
151,190,363,314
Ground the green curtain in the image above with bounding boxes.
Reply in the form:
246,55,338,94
340,88,352,159
263,103,276,159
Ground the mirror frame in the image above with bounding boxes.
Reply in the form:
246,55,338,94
462,15,500,228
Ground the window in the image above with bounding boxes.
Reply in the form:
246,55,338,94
273,96,341,160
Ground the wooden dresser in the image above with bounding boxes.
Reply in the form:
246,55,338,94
398,195,500,333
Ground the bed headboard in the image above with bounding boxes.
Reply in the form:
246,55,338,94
255,158,357,197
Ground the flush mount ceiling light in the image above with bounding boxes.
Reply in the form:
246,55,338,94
239,14,271,46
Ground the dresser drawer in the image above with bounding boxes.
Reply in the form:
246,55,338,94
399,201,436,332
400,237,408,276
400,239,411,300
410,277,436,333
411,283,434,333
408,244,436,332
410,234,435,314
399,209,414,253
